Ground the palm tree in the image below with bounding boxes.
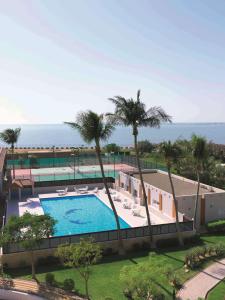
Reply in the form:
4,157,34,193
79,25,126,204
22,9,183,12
191,134,208,230
0,128,21,179
65,111,124,253
109,90,171,241
159,141,183,246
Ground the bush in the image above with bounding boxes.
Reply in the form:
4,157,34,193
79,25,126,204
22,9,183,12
184,235,201,246
45,273,55,286
102,247,116,256
156,238,179,249
37,255,60,267
137,140,155,154
206,219,225,232
63,278,75,292
214,243,225,257
185,244,225,269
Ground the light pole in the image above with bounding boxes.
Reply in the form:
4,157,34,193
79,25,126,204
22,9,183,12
71,147,76,180
111,152,115,178
52,145,55,168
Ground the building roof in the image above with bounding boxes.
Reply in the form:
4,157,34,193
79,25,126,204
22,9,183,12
133,172,214,196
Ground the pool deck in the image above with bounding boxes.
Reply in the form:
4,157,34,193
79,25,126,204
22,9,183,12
7,188,173,228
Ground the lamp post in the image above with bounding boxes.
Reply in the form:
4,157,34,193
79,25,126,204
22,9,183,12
111,152,115,178
52,146,55,168
71,147,76,180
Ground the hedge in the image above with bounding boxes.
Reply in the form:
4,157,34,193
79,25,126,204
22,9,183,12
206,219,225,232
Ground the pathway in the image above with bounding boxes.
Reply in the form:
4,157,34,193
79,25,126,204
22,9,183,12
177,258,225,300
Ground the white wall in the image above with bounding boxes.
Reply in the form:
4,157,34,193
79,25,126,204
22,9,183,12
118,171,225,225
205,192,225,223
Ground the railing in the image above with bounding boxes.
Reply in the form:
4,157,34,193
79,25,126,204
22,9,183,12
3,221,193,254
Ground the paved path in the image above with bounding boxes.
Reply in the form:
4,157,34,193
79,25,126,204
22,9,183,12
177,258,225,300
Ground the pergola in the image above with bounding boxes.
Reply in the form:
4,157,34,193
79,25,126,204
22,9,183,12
9,179,34,202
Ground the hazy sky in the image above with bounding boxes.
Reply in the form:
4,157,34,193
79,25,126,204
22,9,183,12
1,0,225,124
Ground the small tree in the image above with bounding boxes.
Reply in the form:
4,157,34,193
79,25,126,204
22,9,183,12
120,262,165,300
1,213,56,280
105,143,120,153
56,238,102,299
0,128,21,179
137,140,154,155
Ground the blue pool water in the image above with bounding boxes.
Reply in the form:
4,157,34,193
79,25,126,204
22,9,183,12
40,194,130,236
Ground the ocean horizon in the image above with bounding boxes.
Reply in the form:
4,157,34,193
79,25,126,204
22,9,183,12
0,123,224,147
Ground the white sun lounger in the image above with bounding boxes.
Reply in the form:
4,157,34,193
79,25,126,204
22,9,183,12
74,187,79,193
79,186,88,192
132,207,142,217
112,195,121,202
123,202,132,209
93,187,98,193
56,187,68,196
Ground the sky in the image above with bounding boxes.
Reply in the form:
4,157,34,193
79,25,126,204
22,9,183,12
0,0,225,124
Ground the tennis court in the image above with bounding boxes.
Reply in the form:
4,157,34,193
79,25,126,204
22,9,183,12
12,163,136,182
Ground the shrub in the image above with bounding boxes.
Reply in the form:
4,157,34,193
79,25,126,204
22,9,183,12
129,242,141,253
206,219,225,232
156,238,179,249
142,241,151,251
63,278,75,292
102,247,115,256
37,255,60,266
184,235,201,246
45,273,55,286
214,243,225,257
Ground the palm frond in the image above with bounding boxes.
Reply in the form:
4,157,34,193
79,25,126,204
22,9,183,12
65,111,115,144
0,128,21,145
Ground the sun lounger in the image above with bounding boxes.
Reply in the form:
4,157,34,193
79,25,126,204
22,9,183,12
132,207,142,217
93,187,98,193
74,187,79,193
79,186,88,192
123,202,132,209
56,187,68,196
113,195,121,202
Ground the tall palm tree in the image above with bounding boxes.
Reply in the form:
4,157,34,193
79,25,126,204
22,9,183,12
65,111,124,253
191,134,208,230
109,90,171,241
0,128,21,179
159,141,183,246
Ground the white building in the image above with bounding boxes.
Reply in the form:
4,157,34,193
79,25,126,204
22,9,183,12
117,170,225,227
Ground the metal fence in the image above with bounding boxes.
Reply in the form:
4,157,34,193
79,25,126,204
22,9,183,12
121,155,167,172
3,221,193,254
6,154,167,172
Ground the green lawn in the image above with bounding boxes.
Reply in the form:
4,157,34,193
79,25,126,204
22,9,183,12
207,279,225,300
6,234,225,300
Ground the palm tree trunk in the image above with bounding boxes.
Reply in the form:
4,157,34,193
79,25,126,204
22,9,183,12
167,168,183,246
133,134,152,242
95,141,125,254
11,144,15,179
194,171,200,231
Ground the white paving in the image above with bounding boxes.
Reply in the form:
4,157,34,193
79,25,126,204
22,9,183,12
8,187,174,228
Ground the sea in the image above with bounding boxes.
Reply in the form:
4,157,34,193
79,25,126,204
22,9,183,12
0,123,224,147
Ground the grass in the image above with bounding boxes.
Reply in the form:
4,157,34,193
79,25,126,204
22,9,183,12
5,234,225,300
207,279,225,300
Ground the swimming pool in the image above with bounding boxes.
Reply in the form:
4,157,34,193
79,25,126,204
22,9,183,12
40,194,130,236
